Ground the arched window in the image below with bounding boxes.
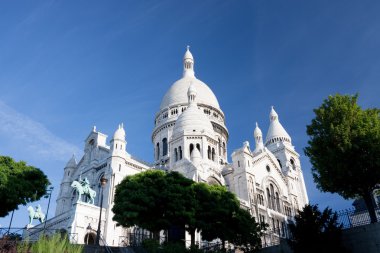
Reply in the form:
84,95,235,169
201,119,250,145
207,146,211,160
266,188,271,209
162,138,168,156
275,192,280,212
270,184,275,209
156,143,160,160
179,146,182,160
223,142,226,156
190,143,194,156
290,158,296,170
174,148,178,162
218,138,221,155
212,148,215,161
196,143,200,151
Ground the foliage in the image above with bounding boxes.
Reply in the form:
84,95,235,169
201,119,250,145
288,204,349,253
17,233,83,253
304,94,380,222
113,170,262,250
112,170,194,236
230,208,264,252
0,156,50,217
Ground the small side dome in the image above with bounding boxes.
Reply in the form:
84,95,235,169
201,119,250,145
113,123,126,140
265,106,291,145
254,122,262,137
173,86,214,136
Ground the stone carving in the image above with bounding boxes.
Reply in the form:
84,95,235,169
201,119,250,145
27,204,45,225
71,177,97,204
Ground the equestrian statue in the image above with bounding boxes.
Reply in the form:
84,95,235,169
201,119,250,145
71,177,96,204
27,204,45,225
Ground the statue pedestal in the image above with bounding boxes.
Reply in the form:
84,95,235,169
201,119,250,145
26,224,34,230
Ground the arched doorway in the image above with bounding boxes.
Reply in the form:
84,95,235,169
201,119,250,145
84,233,96,245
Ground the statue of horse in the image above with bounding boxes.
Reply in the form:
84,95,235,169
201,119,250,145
71,180,96,204
27,205,45,225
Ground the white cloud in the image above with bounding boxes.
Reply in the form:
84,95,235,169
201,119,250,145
0,101,81,161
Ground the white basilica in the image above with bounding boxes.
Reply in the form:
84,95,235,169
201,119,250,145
25,47,308,247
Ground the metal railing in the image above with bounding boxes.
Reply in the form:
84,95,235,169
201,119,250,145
336,206,380,229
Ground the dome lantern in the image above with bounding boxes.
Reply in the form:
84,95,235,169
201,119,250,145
183,45,195,77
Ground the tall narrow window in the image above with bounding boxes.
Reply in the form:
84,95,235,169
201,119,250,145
212,148,215,161
196,143,200,151
266,188,271,209
207,146,211,159
190,143,194,156
270,184,275,210
179,146,182,160
162,138,168,156
276,192,280,212
223,142,226,156
156,143,160,160
218,138,221,155
174,148,178,161
290,158,296,170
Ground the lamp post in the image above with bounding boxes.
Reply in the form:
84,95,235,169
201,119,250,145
7,210,15,235
43,186,54,234
96,176,108,245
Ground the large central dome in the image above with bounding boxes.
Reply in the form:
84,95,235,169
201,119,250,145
160,76,220,110
159,46,220,110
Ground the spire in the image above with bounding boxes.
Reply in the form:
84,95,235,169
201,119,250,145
265,106,291,146
183,45,195,77
269,106,278,121
65,154,77,168
253,122,264,152
187,83,197,105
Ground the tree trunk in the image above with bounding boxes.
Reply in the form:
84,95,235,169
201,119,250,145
363,190,378,223
153,230,160,241
190,228,196,248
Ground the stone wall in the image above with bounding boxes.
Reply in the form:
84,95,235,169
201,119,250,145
258,222,380,253
341,222,380,253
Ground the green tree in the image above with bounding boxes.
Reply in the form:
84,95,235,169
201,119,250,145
305,94,380,223
198,184,239,249
112,170,195,239
112,170,263,250
0,156,50,217
230,207,263,253
197,184,262,252
288,204,348,253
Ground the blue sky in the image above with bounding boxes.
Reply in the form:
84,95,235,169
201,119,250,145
1,0,380,228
